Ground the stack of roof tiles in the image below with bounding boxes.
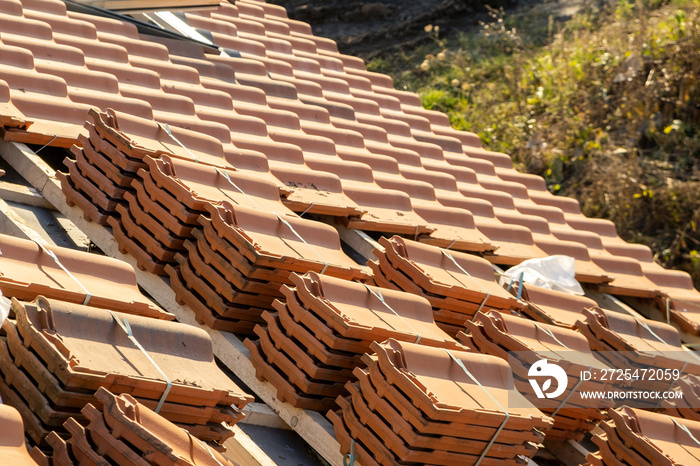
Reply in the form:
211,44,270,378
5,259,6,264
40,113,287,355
58,111,138,227
0,233,172,320
329,339,553,466
0,404,38,465
61,108,233,276
244,271,463,411
60,108,372,333
175,195,371,334
30,388,238,466
369,235,524,335
660,374,700,421
516,283,600,328
460,310,616,441
575,307,700,407
586,407,700,466
0,296,253,450
1,0,697,332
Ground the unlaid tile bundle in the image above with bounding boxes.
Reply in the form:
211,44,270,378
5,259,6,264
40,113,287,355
245,271,462,411
369,235,524,335
330,339,553,466
0,296,252,449
460,310,616,441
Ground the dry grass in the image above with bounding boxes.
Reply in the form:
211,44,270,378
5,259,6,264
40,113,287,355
371,0,700,286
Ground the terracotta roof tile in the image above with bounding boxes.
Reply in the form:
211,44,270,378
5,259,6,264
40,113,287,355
0,405,37,465
96,388,238,464
352,365,543,444
0,316,244,447
0,371,49,448
81,403,151,466
517,284,599,328
0,233,170,319
369,236,525,333
329,339,552,465
208,202,369,278
374,339,551,425
12,297,251,407
462,310,615,440
337,393,532,464
578,307,699,365
244,272,462,409
576,307,700,405
590,408,700,465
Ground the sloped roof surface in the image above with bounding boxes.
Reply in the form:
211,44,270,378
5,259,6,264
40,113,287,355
1,0,700,463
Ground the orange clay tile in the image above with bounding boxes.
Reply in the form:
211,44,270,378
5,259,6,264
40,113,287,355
245,338,338,411
11,296,252,409
144,155,292,215
75,136,137,189
598,421,649,465
290,272,461,348
271,302,362,369
63,158,124,212
0,0,690,348
356,362,544,444
44,431,72,466
166,263,261,335
125,190,196,239
281,289,376,354
174,252,273,311
185,239,281,297
0,372,50,447
331,393,522,466
609,407,700,465
63,417,111,466
137,171,202,225
342,390,534,461
73,146,130,200
255,321,353,384
81,403,151,466
96,388,237,465
196,217,292,284
113,203,180,263
369,339,553,429
207,201,370,280
518,284,599,328
0,233,170,319
0,404,39,466
577,307,700,373
122,196,188,250
4,319,244,430
108,214,169,276
58,169,112,225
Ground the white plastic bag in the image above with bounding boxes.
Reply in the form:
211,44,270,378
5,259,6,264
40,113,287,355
0,290,10,328
504,255,584,295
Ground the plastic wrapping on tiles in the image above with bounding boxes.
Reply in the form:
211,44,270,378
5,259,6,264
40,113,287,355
0,290,9,329
504,255,584,295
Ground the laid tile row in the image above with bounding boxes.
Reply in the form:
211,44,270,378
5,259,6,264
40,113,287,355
1,0,697,326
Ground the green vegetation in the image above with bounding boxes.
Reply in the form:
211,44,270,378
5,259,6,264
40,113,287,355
370,0,700,286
